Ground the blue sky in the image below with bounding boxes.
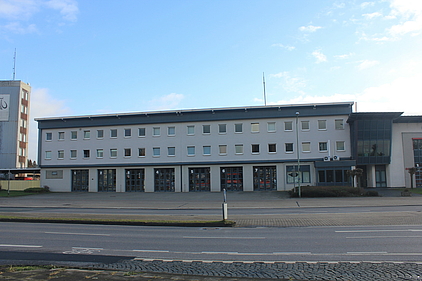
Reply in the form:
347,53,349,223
1,0,422,159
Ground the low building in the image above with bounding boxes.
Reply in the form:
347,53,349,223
36,102,422,192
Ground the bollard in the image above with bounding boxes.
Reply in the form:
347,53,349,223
222,188,228,220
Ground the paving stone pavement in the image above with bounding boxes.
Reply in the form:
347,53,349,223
88,259,422,281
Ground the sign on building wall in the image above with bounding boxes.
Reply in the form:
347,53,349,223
0,94,10,121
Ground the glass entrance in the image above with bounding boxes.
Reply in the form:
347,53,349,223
98,169,116,192
154,168,175,192
375,165,387,187
125,169,145,192
189,167,210,192
253,166,276,191
71,170,89,192
220,167,243,191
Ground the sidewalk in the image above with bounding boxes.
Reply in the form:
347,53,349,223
1,190,422,227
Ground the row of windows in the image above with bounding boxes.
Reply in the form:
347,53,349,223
44,141,346,160
44,119,345,141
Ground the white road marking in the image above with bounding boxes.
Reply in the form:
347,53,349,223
183,236,266,239
336,229,422,233
45,231,110,236
133,249,170,253
347,252,388,254
0,244,42,248
346,235,422,239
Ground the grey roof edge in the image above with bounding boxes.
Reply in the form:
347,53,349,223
35,101,355,121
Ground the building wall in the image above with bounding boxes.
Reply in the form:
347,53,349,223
391,122,422,188
37,104,353,192
0,80,31,169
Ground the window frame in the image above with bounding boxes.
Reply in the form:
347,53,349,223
267,122,276,132
251,122,259,133
284,121,293,131
318,120,327,130
203,145,211,155
202,125,211,134
235,144,243,155
285,143,294,153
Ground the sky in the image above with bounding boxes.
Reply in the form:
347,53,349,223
1,0,422,160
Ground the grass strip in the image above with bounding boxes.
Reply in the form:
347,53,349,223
0,215,235,227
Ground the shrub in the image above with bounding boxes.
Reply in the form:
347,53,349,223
24,187,50,193
289,186,377,198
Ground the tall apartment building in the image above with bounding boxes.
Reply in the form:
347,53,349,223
36,102,358,192
0,80,31,169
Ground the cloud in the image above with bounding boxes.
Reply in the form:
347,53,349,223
299,25,322,32
357,59,379,70
361,2,375,9
387,0,422,36
0,0,39,20
271,43,295,51
268,73,422,115
362,12,382,19
147,93,185,110
312,50,327,63
271,71,307,95
0,0,79,33
45,0,79,22
0,22,38,34
334,52,355,60
28,88,71,160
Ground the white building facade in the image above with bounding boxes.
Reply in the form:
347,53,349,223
36,102,356,192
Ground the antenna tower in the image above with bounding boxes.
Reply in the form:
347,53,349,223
12,48,16,80
262,72,267,106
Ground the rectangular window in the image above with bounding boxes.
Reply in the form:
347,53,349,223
71,131,77,140
286,165,311,184
138,128,146,137
318,120,327,130
268,143,276,153
302,142,311,152
319,142,328,152
110,148,117,158
45,151,52,159
335,119,344,130
70,149,77,158
138,148,146,157
252,144,260,154
251,123,259,133
58,150,64,159
187,125,195,135
168,147,175,156
301,121,310,131
83,130,90,139
235,123,243,133
83,149,90,158
203,145,211,155
153,147,160,157
285,143,294,153
218,124,227,134
58,132,65,140
168,126,176,136
336,141,345,151
284,121,293,131
124,148,131,157
97,129,104,138
267,122,276,132
235,144,243,154
219,145,227,155
202,125,211,134
124,128,132,137
187,146,195,156
46,132,52,141
97,149,104,158
153,127,160,136
110,129,117,138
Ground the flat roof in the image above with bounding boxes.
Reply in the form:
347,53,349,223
36,102,355,130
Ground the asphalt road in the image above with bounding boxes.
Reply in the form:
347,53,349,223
2,222,422,263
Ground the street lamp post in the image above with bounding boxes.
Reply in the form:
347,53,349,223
295,112,301,197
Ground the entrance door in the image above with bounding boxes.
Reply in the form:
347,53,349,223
375,165,387,187
189,167,210,192
253,166,276,191
154,168,175,192
71,170,89,192
220,167,243,191
98,169,116,192
125,169,145,192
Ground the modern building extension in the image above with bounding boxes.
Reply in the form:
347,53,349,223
36,102,422,192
